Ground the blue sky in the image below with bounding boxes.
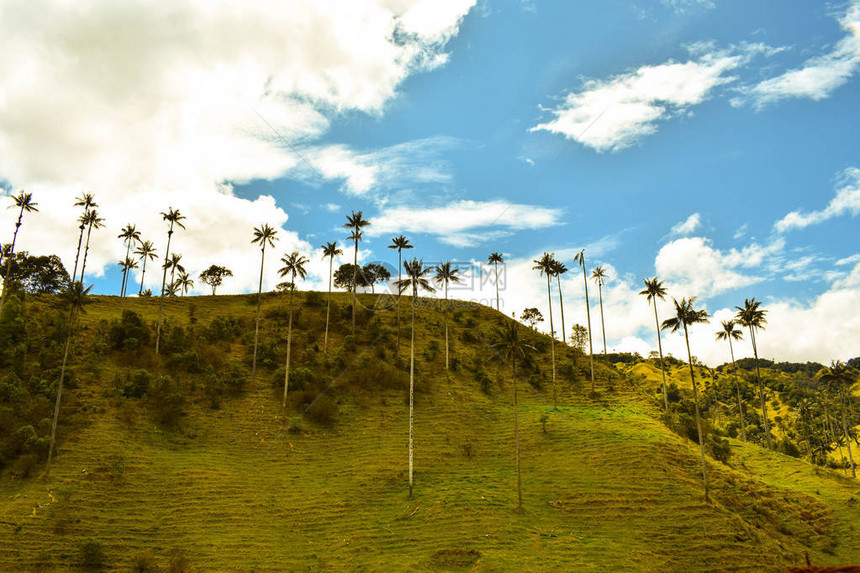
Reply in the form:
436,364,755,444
1,0,858,364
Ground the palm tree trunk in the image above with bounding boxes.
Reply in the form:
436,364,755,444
444,283,449,370
0,212,23,315
749,326,772,449
556,275,566,344
139,257,147,295
727,337,746,441
494,261,500,312
598,282,607,355
409,287,415,498
79,223,94,284
352,238,358,333
46,306,76,475
283,284,295,412
840,389,856,478
545,274,556,409
121,240,132,296
580,263,595,392
513,352,522,512
653,302,669,410
396,251,402,352
324,256,333,354
155,227,173,355
71,224,85,285
684,324,710,500
252,245,266,377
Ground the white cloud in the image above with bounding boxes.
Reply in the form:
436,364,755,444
775,167,860,232
662,0,715,13
740,2,860,108
373,200,564,247
531,50,742,151
670,213,702,236
0,0,475,287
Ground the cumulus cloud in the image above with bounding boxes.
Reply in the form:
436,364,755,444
670,213,702,236
775,167,860,232
531,50,742,151
739,2,860,108
0,0,475,290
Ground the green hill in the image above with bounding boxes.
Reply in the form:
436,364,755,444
1,292,858,571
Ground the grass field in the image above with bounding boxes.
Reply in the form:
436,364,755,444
0,293,858,571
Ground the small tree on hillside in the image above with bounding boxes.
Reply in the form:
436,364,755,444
570,324,588,353
199,265,233,295
521,307,543,329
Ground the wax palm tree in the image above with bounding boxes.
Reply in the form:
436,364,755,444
117,257,139,294
735,298,772,449
71,193,97,284
322,241,343,354
388,235,413,350
1,191,39,315
394,258,436,497
715,320,746,441
165,281,181,297
639,277,670,410
433,261,462,371
155,208,186,355
819,361,857,478
249,224,278,377
78,209,105,284
278,251,309,411
134,240,158,295
662,297,711,499
573,249,595,391
591,266,609,355
490,320,535,512
117,224,141,296
488,252,504,312
550,259,568,344
533,252,558,409
177,270,194,296
45,281,92,475
344,211,371,332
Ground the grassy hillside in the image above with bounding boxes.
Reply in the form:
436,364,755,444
1,292,858,571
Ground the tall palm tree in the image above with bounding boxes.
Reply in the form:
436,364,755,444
78,209,105,284
250,224,278,377
573,250,595,392
118,224,141,297
394,258,436,497
716,320,746,441
591,266,609,355
533,253,558,409
735,298,772,449
550,259,568,344
155,208,186,355
322,241,343,354
344,211,371,333
639,277,670,410
433,261,462,371
177,270,194,296
165,253,184,287
491,320,535,513
71,193,97,284
45,281,92,475
1,191,38,315
134,240,158,295
117,257,139,294
488,252,504,312
278,251,309,411
662,297,711,499
388,235,413,351
819,361,857,478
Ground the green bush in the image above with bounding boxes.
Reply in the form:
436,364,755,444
108,310,150,350
150,375,185,426
76,538,106,568
206,316,242,342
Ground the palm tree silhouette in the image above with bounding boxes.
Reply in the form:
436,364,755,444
71,193,97,284
573,249,595,392
155,208,186,355
433,261,462,371
735,298,771,449
322,241,343,354
394,258,436,497
662,297,711,499
118,224,141,297
117,257,139,295
0,191,38,315
488,252,504,312
591,266,609,355
177,270,194,296
278,251,309,411
639,277,670,410
533,252,558,409
550,259,568,344
78,209,105,284
491,320,535,512
165,253,185,287
250,224,278,377
715,320,746,441
344,211,371,333
388,235,413,351
134,240,158,295
819,361,857,478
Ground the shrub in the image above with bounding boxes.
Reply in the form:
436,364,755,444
206,316,242,342
305,291,325,307
76,538,106,568
167,550,190,573
108,310,150,350
474,370,492,394
119,369,151,398
150,375,185,426
307,393,337,426
706,434,732,463
132,552,158,572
